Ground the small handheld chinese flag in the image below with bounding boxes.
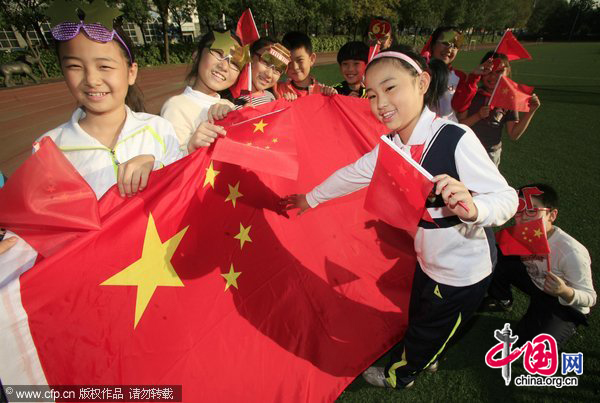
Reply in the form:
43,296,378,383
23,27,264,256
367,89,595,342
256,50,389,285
368,43,380,63
495,30,532,61
0,137,100,256
236,9,260,46
364,136,434,232
489,76,534,112
495,218,550,256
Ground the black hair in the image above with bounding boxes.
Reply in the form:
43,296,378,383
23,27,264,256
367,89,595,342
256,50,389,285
55,26,145,112
282,31,312,54
430,26,460,47
518,183,559,209
250,37,276,55
185,30,243,86
480,51,511,77
337,41,369,64
365,44,448,110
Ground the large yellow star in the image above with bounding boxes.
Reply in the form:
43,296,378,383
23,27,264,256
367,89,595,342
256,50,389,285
533,228,543,238
204,161,220,188
225,181,243,207
234,223,252,249
253,119,268,133
100,214,188,328
221,264,241,291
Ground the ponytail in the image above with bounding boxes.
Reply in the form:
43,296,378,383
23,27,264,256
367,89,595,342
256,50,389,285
365,44,449,110
425,58,448,111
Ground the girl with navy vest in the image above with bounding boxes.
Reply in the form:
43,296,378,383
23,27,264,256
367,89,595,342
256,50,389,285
283,45,518,390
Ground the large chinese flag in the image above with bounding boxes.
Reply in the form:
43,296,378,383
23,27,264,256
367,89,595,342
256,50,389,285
489,76,534,112
364,136,433,232
1,95,416,402
495,218,550,256
495,30,532,61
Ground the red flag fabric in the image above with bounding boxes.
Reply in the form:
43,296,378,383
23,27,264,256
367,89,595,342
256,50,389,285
495,218,550,256
1,95,416,402
212,101,299,180
489,75,534,112
496,30,532,61
230,63,251,98
420,35,433,60
364,136,434,232
368,43,380,63
0,137,100,257
236,8,260,46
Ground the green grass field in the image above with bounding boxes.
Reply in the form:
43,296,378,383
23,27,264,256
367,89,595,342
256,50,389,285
310,42,600,402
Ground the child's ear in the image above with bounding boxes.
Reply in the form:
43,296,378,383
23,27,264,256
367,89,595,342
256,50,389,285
128,63,139,86
549,208,558,224
309,53,316,66
418,72,431,94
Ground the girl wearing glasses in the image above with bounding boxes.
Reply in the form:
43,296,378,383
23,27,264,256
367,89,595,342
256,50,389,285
161,31,247,151
187,39,291,152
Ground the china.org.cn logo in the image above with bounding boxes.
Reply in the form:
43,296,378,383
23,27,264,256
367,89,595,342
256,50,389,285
484,323,582,388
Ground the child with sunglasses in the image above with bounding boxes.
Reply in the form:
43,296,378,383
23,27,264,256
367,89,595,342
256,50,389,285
484,184,595,348
161,31,248,151
187,39,290,151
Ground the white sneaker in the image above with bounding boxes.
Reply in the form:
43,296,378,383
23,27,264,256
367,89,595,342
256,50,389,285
362,367,391,388
362,367,415,389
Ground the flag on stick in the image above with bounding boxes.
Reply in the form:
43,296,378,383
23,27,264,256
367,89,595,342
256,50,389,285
364,136,434,232
494,30,532,61
496,218,550,256
488,75,534,112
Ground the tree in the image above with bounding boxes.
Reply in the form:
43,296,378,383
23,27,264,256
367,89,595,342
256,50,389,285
169,0,195,41
0,0,49,77
120,0,152,45
150,0,172,63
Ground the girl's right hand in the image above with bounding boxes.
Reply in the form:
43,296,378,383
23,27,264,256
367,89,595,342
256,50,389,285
281,194,311,215
207,103,233,123
478,105,491,119
472,58,494,75
187,121,227,152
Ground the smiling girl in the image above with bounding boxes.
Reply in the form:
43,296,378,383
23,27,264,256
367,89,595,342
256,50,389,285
283,44,518,390
161,31,247,150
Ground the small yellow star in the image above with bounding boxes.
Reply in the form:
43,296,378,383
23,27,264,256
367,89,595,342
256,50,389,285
234,223,252,249
221,264,241,291
253,119,268,133
272,138,279,143
203,161,220,188
225,182,243,207
533,229,543,238
502,88,509,94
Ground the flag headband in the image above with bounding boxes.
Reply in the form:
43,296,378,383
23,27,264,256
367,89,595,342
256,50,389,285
371,51,423,74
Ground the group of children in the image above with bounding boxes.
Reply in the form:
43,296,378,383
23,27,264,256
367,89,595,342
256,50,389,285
0,3,594,394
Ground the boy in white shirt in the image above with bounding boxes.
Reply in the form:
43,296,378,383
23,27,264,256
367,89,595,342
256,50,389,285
485,183,595,347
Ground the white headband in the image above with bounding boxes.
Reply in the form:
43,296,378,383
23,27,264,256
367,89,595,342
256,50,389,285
371,51,423,74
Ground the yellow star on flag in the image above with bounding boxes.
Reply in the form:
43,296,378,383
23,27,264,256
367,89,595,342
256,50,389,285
225,181,243,207
100,213,188,328
234,222,252,249
204,161,220,188
272,138,279,143
253,119,268,133
502,88,509,94
221,264,241,291
533,228,543,238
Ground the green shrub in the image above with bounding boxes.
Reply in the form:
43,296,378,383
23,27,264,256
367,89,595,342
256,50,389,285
312,35,354,52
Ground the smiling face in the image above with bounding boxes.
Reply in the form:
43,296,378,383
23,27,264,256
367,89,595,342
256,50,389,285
194,47,241,95
286,46,315,86
251,46,283,91
365,59,429,139
59,33,137,116
340,59,367,86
